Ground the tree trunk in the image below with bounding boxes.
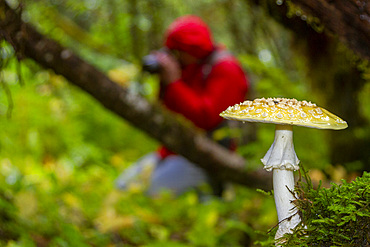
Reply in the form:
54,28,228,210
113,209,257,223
0,1,272,190
291,0,370,61
287,0,370,169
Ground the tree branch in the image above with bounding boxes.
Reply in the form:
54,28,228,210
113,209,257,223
0,0,272,190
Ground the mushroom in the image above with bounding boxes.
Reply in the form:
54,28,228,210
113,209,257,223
220,97,348,242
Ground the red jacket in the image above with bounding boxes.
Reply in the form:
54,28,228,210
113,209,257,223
158,50,249,158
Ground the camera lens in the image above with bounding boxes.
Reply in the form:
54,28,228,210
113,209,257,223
142,54,161,73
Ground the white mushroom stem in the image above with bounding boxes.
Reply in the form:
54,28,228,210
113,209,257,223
261,125,301,241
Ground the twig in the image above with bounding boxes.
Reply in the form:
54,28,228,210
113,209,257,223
267,211,301,234
16,59,23,86
0,72,13,119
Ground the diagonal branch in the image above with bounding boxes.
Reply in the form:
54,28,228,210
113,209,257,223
249,0,370,61
0,0,272,190
291,0,370,60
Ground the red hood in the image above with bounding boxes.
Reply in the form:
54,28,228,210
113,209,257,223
165,15,214,59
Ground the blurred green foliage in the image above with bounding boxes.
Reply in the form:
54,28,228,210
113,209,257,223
0,51,278,246
1,0,369,246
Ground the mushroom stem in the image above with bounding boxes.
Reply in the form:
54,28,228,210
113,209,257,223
273,169,300,240
261,125,301,241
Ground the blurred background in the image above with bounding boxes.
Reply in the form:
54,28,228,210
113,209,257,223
0,0,369,246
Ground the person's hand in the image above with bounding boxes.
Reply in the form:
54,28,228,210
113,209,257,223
154,50,181,86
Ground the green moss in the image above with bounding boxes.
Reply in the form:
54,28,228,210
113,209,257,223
281,171,370,246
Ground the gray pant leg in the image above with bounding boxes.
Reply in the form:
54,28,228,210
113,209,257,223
115,152,160,190
147,155,209,197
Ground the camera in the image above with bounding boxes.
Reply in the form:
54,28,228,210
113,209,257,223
142,48,169,74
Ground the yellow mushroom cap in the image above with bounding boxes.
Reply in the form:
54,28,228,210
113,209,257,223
220,98,348,130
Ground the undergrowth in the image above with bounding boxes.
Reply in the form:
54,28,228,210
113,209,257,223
280,170,370,246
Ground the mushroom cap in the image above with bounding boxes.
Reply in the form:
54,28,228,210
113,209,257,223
220,98,348,130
